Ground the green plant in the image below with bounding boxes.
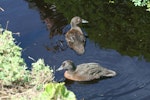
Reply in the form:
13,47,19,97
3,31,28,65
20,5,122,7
131,0,148,6
131,0,150,11
0,27,76,100
0,29,30,86
40,82,76,100
10,58,55,100
146,1,150,11
31,59,54,88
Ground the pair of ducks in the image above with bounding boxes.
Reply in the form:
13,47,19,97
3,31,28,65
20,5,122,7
57,16,116,81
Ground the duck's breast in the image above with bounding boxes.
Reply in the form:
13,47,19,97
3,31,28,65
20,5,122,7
64,71,90,81
65,29,85,54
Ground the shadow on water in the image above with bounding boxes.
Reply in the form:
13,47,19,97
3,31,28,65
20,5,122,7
1,0,150,100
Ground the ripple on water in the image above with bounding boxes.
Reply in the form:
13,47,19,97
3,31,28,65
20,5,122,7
1,0,150,100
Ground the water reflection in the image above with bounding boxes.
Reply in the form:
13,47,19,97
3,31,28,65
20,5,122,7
42,0,150,61
27,0,68,37
1,0,150,100
26,0,68,53
45,39,67,53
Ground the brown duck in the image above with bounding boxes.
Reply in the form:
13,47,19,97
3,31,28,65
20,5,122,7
65,16,88,55
57,60,117,81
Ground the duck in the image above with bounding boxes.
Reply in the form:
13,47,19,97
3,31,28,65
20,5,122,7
65,16,88,55
57,60,116,81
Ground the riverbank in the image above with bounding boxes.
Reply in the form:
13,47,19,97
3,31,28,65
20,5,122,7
0,27,76,100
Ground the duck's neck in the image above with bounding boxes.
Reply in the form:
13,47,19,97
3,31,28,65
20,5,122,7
70,22,77,28
68,64,76,72
70,22,83,34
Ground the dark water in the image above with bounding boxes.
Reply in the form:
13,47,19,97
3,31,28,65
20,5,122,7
1,0,150,100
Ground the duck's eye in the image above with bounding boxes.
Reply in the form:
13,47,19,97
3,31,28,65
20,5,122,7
81,39,85,43
76,18,81,23
83,39,85,42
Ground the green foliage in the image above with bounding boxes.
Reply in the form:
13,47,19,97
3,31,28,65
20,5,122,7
40,82,76,100
0,29,30,86
109,0,115,4
0,27,54,87
30,59,54,87
131,0,148,6
131,0,150,11
146,2,150,11
0,27,76,99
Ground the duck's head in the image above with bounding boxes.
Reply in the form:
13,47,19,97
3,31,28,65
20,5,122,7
57,60,75,71
70,16,88,27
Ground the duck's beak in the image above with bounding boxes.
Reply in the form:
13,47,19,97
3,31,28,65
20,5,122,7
81,19,88,23
56,66,63,71
104,69,117,77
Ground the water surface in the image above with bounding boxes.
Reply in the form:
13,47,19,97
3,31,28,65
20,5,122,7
0,0,150,100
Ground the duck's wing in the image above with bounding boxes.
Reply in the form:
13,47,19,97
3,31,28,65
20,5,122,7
80,63,116,78
65,29,86,54
76,63,105,80
65,29,85,43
